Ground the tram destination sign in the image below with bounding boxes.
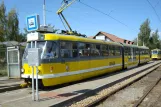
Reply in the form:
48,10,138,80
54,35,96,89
26,14,40,32
28,48,41,66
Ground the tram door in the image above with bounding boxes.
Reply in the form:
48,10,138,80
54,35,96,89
7,46,21,78
128,47,134,68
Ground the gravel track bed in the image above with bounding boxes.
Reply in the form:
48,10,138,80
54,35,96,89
97,67,161,107
69,66,161,107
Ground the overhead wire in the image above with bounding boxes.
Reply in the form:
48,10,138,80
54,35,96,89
77,1,138,32
146,0,161,23
154,0,160,8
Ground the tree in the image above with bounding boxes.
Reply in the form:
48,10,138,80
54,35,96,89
7,8,19,41
133,38,137,45
138,19,151,47
0,1,6,42
149,29,160,49
0,1,23,42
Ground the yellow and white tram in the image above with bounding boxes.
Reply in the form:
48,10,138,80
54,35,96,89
21,32,150,87
151,49,161,60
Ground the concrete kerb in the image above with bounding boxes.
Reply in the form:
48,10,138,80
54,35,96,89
0,84,21,93
51,62,161,107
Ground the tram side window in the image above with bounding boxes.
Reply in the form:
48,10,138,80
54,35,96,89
79,43,90,57
60,42,72,58
133,48,136,56
139,49,142,55
72,43,78,58
124,47,128,56
115,46,121,56
91,44,101,56
109,45,115,56
142,49,145,55
43,41,59,59
135,48,139,55
101,45,109,56
128,48,131,56
60,41,78,58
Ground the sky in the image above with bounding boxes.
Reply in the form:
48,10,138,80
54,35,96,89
2,0,161,41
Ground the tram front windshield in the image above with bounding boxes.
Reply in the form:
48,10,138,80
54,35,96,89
23,41,58,60
152,51,158,54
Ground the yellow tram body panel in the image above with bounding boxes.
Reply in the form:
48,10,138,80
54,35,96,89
23,57,122,86
140,55,150,63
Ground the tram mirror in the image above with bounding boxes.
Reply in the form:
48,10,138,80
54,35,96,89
28,48,41,66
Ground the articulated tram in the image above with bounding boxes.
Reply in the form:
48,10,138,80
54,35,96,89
151,49,161,60
21,32,150,87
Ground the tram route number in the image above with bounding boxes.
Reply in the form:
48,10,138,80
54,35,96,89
109,61,115,66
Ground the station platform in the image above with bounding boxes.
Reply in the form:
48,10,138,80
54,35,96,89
0,77,23,93
0,61,161,107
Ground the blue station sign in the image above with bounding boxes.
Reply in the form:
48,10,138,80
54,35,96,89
26,14,40,32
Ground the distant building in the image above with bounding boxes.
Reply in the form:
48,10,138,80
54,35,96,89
90,31,134,45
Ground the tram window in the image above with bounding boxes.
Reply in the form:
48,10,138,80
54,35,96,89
124,47,128,56
128,48,131,56
115,46,121,56
135,48,138,55
124,47,130,56
43,41,58,59
133,48,136,56
91,44,101,56
109,45,115,56
101,45,109,56
143,50,145,55
60,42,75,58
72,42,78,58
78,43,90,57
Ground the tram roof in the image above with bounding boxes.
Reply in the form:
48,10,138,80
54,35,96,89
43,33,123,46
120,42,149,49
151,48,161,51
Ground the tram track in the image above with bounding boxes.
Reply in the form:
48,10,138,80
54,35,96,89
132,72,161,107
68,62,161,107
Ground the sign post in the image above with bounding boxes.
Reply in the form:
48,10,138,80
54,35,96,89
28,48,41,101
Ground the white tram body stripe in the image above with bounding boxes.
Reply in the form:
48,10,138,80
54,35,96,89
21,64,122,79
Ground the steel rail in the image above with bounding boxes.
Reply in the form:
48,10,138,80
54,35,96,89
133,71,161,107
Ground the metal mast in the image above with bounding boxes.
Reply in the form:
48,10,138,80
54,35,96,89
43,0,46,26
